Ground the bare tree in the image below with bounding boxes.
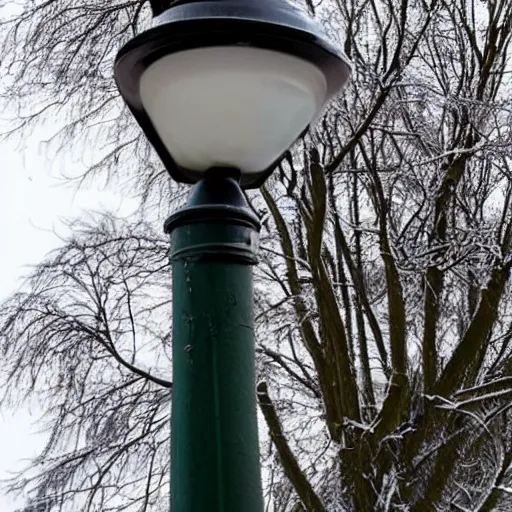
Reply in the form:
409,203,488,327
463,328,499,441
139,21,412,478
1,216,172,510
254,1,512,509
2,0,512,510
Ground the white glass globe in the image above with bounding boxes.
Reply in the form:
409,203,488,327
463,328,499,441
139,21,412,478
139,46,328,175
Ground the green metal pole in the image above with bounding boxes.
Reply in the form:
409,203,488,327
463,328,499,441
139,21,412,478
164,171,264,512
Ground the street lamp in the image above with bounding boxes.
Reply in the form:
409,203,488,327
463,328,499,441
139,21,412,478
114,0,351,510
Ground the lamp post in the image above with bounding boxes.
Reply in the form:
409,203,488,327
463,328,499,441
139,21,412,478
114,1,351,510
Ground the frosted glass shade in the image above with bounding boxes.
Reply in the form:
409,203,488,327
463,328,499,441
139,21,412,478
139,46,327,175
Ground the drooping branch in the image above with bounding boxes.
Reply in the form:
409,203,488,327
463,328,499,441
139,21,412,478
257,381,326,512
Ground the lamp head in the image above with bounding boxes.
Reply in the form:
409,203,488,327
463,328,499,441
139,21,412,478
115,0,351,188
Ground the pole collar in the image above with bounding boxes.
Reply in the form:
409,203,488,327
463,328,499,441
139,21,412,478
165,173,261,264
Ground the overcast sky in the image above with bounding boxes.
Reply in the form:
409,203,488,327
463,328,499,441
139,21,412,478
0,129,138,510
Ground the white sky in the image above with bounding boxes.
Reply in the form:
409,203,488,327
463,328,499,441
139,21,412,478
0,131,139,510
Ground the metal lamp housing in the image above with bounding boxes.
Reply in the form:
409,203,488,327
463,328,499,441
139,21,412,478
114,0,351,189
